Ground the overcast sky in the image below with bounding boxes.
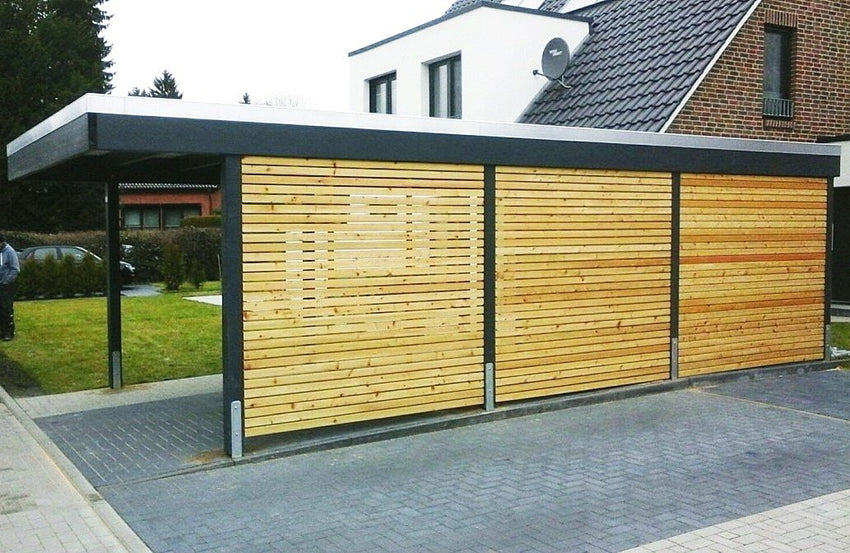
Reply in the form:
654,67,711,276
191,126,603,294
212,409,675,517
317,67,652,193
101,0,450,110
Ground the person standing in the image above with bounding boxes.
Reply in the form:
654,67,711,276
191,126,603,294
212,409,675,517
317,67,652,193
0,234,20,341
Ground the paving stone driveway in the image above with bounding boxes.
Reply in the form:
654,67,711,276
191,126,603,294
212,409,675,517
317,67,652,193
36,370,850,553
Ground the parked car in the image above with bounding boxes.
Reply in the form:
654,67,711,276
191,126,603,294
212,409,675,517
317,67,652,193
19,245,136,285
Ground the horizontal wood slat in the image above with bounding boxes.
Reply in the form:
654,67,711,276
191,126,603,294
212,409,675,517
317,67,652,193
495,167,673,401
241,157,485,436
678,174,827,377
234,158,829,439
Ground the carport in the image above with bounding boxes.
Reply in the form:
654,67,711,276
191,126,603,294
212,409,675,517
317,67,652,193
6,94,841,457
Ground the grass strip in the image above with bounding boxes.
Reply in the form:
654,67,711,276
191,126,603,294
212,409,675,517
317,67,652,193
0,284,221,394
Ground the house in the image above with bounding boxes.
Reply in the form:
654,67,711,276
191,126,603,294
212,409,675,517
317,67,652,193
348,1,592,122
119,183,220,229
350,0,850,139
350,0,850,296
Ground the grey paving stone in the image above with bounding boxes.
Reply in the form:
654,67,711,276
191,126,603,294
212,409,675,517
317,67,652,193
702,370,850,420
35,392,222,487
91,383,850,553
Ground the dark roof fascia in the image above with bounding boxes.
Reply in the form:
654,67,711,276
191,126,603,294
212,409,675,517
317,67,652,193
6,95,841,182
349,2,592,57
6,113,94,182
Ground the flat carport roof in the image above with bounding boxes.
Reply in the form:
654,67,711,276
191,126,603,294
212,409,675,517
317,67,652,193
8,94,842,183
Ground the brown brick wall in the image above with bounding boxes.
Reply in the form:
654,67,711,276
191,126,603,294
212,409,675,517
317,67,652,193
667,0,850,142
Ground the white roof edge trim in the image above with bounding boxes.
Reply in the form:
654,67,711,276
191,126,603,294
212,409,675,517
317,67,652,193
660,0,763,133
7,92,839,160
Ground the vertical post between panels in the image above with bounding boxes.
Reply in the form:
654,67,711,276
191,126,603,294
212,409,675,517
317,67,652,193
826,177,834,361
105,180,123,390
221,156,244,457
670,173,681,380
484,165,496,410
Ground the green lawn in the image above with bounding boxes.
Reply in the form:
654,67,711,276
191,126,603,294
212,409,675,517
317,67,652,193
0,283,221,394
832,322,850,352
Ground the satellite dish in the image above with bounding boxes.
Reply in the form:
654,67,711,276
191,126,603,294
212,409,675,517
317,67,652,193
540,37,570,80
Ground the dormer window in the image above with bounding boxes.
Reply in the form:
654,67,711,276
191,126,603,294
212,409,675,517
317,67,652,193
763,26,794,119
429,55,462,119
369,72,396,114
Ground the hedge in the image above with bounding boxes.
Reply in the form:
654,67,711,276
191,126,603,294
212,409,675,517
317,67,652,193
15,254,107,299
1,227,221,286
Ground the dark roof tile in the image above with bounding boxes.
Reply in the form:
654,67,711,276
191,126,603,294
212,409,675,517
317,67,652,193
521,0,757,131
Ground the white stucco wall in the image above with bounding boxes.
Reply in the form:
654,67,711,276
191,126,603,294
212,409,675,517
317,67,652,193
836,141,849,187
349,6,590,123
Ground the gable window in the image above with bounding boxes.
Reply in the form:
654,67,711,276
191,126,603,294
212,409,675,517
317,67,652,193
763,26,794,118
429,55,462,119
369,72,396,114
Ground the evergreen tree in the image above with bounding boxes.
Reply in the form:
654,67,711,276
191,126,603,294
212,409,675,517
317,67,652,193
241,92,251,104
161,241,185,291
0,0,113,232
131,69,182,99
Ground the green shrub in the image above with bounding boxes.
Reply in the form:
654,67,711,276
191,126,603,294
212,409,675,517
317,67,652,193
161,241,185,291
186,257,206,289
58,255,79,298
40,254,61,299
13,253,108,300
78,253,104,296
15,258,40,299
180,215,221,228
174,227,220,282
122,230,165,282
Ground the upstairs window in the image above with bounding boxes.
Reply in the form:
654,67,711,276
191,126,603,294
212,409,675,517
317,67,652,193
763,26,794,118
369,73,396,114
429,55,462,119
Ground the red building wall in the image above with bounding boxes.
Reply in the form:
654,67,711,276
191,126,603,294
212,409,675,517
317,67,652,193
668,0,850,142
120,190,221,216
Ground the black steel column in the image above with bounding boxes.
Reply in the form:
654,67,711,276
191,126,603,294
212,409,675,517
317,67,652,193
826,177,834,359
670,173,681,379
483,165,496,410
221,156,244,457
105,180,123,389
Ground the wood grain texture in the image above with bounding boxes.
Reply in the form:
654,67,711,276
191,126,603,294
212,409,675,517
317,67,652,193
678,174,827,377
241,157,485,436
494,167,673,401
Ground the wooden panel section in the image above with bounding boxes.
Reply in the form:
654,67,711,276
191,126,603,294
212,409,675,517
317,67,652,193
678,174,827,377
495,167,672,402
241,157,485,437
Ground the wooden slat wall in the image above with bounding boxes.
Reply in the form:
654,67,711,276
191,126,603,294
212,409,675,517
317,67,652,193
495,167,673,402
678,174,827,377
241,157,485,437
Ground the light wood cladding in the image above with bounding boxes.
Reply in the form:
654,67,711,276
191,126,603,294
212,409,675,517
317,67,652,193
241,157,485,437
494,167,673,401
678,174,827,377
236,158,829,437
